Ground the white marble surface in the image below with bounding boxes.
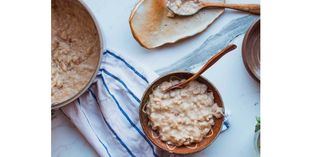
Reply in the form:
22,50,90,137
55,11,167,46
52,0,260,156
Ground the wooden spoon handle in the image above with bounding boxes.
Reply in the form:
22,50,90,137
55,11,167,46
178,44,237,88
204,3,260,15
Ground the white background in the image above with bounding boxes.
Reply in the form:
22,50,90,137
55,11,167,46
52,0,260,156
0,0,310,157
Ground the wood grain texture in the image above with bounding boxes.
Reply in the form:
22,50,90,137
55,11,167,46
202,3,260,15
165,44,236,92
242,19,260,83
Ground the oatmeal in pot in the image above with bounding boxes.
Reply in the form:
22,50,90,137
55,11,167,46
51,0,100,104
145,80,224,146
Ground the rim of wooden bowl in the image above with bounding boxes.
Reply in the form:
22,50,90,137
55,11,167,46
242,19,260,83
139,72,225,154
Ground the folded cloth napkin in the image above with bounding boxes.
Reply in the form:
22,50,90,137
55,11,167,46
61,50,230,157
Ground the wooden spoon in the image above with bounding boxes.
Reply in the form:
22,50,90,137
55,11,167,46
167,0,260,16
165,44,237,92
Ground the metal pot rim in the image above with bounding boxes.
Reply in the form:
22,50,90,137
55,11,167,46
51,0,106,109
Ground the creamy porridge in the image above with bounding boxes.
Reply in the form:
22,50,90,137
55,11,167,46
167,0,202,16
145,80,223,146
51,0,100,104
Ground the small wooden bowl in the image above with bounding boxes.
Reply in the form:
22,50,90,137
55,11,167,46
242,19,260,83
139,72,225,154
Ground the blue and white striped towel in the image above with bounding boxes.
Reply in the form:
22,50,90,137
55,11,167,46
61,50,230,157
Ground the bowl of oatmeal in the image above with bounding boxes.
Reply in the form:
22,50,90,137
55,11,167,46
140,72,224,154
51,0,104,109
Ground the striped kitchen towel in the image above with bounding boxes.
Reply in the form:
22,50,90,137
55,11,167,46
61,50,230,157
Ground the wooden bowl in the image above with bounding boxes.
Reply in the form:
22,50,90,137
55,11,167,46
242,19,260,83
139,72,225,154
